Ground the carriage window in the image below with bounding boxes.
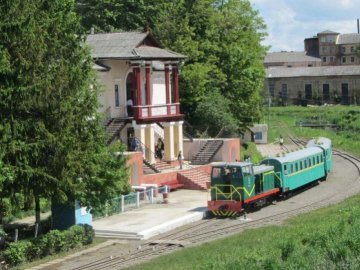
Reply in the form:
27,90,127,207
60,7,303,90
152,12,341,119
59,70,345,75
320,155,323,162
308,158,311,166
295,163,298,171
300,162,303,170
313,157,315,164
317,156,320,163
304,160,307,168
290,164,293,173
284,165,288,174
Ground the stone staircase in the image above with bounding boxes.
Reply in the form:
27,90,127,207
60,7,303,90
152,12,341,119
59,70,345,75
153,160,176,171
143,159,176,174
191,140,223,165
178,169,210,190
143,159,160,174
106,119,126,145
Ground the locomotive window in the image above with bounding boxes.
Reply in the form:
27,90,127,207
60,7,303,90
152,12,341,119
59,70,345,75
242,166,251,176
212,168,222,178
284,165,287,174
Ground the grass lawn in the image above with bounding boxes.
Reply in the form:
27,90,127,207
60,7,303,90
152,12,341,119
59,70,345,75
130,194,360,270
129,105,360,270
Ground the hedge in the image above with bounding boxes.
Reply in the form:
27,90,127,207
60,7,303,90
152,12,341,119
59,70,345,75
1,224,94,267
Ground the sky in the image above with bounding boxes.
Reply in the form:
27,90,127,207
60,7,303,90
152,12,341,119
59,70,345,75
249,0,360,52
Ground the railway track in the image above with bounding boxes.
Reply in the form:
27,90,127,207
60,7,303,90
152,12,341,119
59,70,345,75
69,137,360,270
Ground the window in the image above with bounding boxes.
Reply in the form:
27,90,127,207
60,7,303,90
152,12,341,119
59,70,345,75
115,85,120,107
282,84,288,98
308,64,313,67
351,46,354,52
284,165,288,175
305,84,312,100
212,167,222,178
300,161,303,170
304,160,307,168
295,163,298,171
341,47,346,53
290,164,293,173
323,84,330,101
330,57,334,62
269,83,275,97
255,132,262,140
287,65,292,68
342,57,346,63
351,57,355,63
322,57,326,62
313,157,315,164
317,156,320,163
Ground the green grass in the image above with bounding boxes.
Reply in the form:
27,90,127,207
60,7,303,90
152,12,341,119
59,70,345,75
264,105,360,156
129,105,360,270
130,195,360,270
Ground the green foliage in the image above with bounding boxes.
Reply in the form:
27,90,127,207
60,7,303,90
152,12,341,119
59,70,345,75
128,195,360,270
3,241,32,267
76,0,268,134
240,142,263,163
194,90,239,137
0,0,130,222
264,106,360,157
2,225,94,267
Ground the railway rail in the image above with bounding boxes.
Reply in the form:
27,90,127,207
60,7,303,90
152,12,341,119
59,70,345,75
69,137,360,270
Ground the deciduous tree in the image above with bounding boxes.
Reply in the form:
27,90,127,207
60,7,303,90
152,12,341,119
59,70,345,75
0,0,130,225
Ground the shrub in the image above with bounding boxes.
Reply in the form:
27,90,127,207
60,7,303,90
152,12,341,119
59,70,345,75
3,241,32,266
1,224,95,267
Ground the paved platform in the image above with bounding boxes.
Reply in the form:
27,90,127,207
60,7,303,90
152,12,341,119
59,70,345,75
93,189,208,240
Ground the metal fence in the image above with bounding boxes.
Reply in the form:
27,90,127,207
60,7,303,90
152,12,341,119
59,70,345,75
94,185,169,219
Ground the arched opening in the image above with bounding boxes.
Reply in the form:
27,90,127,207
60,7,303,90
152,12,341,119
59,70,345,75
126,72,135,102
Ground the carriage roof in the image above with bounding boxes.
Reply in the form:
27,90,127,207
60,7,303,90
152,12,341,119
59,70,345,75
306,137,332,149
262,147,323,164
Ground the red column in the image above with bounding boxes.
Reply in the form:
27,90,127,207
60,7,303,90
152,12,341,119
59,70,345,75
145,64,152,117
172,64,180,114
132,65,142,118
165,64,170,114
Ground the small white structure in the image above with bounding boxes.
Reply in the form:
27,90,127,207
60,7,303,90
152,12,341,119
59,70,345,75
242,124,268,144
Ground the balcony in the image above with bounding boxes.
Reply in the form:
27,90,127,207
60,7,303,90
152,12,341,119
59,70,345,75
133,103,183,123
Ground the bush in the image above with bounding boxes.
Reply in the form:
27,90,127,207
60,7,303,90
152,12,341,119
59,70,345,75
3,241,32,266
1,224,94,267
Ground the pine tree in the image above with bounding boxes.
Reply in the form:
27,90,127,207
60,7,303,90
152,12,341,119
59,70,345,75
0,0,130,226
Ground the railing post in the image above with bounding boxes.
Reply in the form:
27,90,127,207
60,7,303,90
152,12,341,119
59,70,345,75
121,195,125,212
136,192,140,208
150,188,154,204
105,200,109,217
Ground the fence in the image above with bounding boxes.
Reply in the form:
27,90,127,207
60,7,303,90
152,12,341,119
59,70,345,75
94,185,169,219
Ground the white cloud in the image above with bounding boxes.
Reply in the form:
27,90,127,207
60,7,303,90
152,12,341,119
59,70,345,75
249,0,360,52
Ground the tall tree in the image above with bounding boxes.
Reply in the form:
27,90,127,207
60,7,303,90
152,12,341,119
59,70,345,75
0,0,130,225
76,0,268,134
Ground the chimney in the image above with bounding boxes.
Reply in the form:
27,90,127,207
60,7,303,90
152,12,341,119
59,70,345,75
357,19,359,34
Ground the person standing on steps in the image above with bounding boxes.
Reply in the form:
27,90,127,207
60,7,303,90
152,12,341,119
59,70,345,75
178,151,183,170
